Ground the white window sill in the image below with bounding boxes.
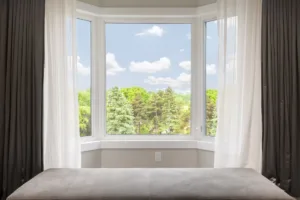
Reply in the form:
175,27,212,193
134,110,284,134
81,140,214,152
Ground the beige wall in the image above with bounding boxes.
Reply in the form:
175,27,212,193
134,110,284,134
82,149,214,168
197,149,214,168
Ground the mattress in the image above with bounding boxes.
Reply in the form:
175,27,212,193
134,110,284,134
7,168,294,200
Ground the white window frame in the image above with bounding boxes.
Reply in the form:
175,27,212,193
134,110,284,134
76,13,98,142
76,1,217,151
197,6,218,143
101,17,197,142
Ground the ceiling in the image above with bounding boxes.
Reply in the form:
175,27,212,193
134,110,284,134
79,0,217,8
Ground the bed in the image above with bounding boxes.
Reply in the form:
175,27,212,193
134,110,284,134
7,168,294,200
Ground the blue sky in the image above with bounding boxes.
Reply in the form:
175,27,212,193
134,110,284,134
76,20,218,93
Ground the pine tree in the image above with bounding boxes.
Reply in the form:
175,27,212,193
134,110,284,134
162,87,180,134
147,91,164,134
106,87,135,134
132,93,146,134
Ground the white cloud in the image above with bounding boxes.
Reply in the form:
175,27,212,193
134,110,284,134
180,49,185,52
144,73,190,88
179,61,191,71
106,53,126,75
207,35,212,39
179,62,216,74
177,73,190,82
135,25,164,37
206,64,217,75
76,56,90,76
74,54,125,76
129,57,171,73
186,33,191,40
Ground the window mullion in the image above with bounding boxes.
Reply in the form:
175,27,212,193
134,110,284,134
192,17,204,140
92,17,106,140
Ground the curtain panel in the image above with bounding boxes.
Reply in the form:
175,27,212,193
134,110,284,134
261,0,300,197
214,0,262,172
0,0,45,199
44,0,81,169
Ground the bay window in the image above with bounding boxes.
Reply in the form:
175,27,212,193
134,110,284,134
76,2,218,149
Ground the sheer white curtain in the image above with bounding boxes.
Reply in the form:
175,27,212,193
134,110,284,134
214,0,262,171
44,0,81,169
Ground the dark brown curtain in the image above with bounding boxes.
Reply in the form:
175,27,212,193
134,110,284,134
262,0,300,197
0,0,45,199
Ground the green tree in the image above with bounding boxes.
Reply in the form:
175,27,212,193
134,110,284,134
121,87,150,104
132,94,147,134
146,91,164,134
206,89,217,105
177,103,190,134
79,86,217,137
174,93,191,134
106,87,135,134
78,89,91,136
206,89,218,136
161,87,180,134
175,93,190,103
121,87,151,134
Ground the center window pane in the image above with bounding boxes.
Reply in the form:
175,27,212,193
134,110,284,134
105,23,191,135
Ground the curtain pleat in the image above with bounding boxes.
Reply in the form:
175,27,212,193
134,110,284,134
0,0,45,199
214,0,262,172
262,0,300,197
43,0,81,169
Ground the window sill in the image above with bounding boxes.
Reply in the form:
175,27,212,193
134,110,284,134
81,140,214,152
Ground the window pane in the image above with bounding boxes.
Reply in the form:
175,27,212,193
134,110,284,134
76,19,91,137
205,20,218,136
105,24,191,135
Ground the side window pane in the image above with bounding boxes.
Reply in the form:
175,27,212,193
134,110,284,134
76,19,92,137
205,20,218,136
105,24,191,135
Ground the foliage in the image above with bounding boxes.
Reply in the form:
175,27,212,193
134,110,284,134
121,87,150,104
206,89,218,136
78,87,218,137
106,87,135,134
161,87,180,134
78,90,91,137
132,93,147,134
146,90,164,134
